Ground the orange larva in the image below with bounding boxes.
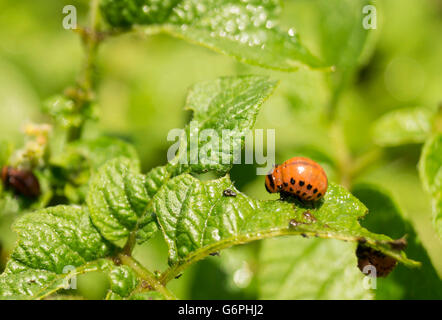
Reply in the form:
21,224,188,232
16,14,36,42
265,157,328,201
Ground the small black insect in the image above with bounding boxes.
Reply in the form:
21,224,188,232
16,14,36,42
223,189,237,197
1,166,40,198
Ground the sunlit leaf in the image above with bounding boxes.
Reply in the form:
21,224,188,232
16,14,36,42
372,107,434,147
153,174,418,282
87,158,155,246
101,0,327,70
0,206,115,299
169,75,277,175
419,133,442,238
106,265,139,300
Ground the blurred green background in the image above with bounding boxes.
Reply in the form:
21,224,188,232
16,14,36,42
0,0,441,299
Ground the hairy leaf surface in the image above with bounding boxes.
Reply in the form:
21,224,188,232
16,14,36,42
0,206,114,299
87,158,160,246
169,75,277,175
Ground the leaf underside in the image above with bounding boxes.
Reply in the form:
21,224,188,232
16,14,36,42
259,238,372,300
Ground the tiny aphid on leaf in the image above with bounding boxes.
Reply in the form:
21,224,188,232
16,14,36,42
1,166,41,198
223,189,237,197
265,157,328,201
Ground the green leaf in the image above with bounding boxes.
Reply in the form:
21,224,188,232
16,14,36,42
106,265,139,299
170,75,277,175
419,134,442,194
419,133,442,238
372,107,434,147
136,165,171,244
87,158,151,246
433,195,442,241
87,158,173,246
42,95,96,129
100,0,180,27
353,183,442,299
101,0,326,70
50,136,140,203
59,136,140,170
0,206,115,299
259,237,372,299
317,0,371,71
316,0,372,101
0,204,167,300
0,192,21,217
80,76,279,247
153,174,418,282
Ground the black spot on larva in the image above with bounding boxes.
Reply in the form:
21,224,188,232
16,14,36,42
277,184,283,190
290,178,295,185
283,182,288,187
307,184,312,190
317,193,322,198
313,188,318,194
289,187,293,192
265,182,271,193
296,190,301,194
299,181,305,186
302,192,307,197
267,174,275,189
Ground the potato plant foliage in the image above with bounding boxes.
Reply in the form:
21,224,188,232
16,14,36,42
0,0,441,300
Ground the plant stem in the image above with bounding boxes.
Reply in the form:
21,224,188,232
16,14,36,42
118,254,177,300
122,231,137,255
67,0,102,142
